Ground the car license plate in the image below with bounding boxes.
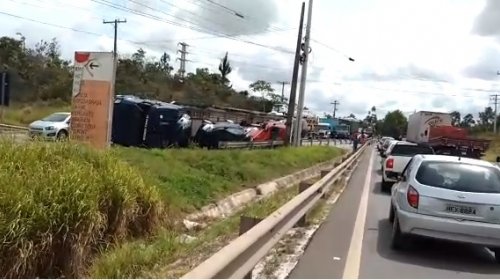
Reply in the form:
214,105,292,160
445,204,477,215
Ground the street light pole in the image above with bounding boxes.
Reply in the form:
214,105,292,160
285,2,305,146
293,0,313,146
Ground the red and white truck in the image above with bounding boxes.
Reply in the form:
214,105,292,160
406,111,490,159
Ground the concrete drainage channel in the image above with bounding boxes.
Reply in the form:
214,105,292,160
182,141,370,279
182,151,353,231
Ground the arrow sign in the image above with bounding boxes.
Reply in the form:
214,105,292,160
89,62,99,69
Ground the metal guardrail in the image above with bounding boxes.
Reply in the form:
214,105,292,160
0,123,29,131
182,140,370,279
218,140,284,149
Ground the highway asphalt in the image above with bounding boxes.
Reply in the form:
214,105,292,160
289,146,500,279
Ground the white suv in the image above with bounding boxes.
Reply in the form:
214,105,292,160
381,141,434,192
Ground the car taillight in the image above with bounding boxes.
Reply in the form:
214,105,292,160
386,158,394,169
407,185,419,209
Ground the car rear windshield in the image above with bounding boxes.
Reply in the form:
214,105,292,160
390,144,433,156
415,161,500,193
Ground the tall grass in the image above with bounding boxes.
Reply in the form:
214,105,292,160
3,102,70,126
0,140,162,278
114,146,344,212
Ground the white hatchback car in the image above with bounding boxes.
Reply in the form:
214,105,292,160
389,154,500,262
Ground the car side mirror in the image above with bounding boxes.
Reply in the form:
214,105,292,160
381,153,387,158
66,120,70,125
397,175,406,182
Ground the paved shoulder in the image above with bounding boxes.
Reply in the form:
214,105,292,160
288,148,373,278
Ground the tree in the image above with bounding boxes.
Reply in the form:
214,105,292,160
450,111,461,126
479,107,494,125
249,80,275,112
364,106,377,127
460,113,475,128
380,110,408,138
218,52,232,86
159,52,173,75
0,34,285,112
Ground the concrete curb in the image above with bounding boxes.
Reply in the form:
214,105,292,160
184,154,346,226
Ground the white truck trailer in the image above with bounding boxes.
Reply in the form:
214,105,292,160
406,111,452,143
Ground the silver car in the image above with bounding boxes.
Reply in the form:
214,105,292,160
389,154,500,262
28,112,71,140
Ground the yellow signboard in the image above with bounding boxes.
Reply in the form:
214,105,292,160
70,52,115,149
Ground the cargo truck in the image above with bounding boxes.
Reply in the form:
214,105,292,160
406,111,490,159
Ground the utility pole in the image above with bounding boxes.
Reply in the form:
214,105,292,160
331,100,339,118
276,81,290,112
285,2,305,146
177,42,189,79
491,94,499,134
293,0,313,146
103,19,127,58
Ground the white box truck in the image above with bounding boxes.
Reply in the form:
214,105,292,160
406,111,452,143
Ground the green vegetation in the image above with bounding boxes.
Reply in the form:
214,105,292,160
0,35,282,119
90,183,300,278
114,146,344,212
0,139,343,278
0,140,161,278
3,102,70,126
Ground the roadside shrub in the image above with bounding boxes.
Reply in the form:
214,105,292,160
0,140,162,278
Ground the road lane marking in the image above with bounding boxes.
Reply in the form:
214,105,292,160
342,149,374,279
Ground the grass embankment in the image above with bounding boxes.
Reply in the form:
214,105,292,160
90,146,343,278
2,103,70,126
0,139,343,278
90,182,301,278
113,146,344,213
0,141,161,278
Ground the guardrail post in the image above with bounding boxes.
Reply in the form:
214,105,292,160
320,170,330,178
239,216,263,279
319,138,323,146
295,181,313,227
327,138,330,146
309,138,313,146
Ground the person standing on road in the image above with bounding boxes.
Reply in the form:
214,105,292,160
352,132,359,151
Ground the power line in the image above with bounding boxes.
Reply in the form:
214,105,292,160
0,10,102,36
203,0,245,18
187,0,295,32
90,0,294,54
103,19,127,57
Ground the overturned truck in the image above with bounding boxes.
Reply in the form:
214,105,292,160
112,95,192,148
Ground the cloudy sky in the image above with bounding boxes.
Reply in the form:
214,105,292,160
2,0,500,119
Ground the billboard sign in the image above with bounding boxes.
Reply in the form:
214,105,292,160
71,52,115,149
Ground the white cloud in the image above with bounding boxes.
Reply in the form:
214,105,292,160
2,0,500,119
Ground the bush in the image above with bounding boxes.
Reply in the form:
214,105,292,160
0,141,162,278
